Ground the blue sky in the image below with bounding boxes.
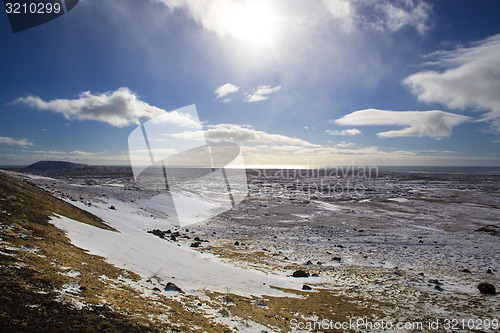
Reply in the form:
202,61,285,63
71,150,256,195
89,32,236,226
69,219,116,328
1,0,500,167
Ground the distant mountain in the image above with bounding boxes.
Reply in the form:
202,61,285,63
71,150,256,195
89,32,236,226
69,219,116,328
22,160,91,173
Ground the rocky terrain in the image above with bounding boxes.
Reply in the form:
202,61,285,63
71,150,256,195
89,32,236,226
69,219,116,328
1,162,499,332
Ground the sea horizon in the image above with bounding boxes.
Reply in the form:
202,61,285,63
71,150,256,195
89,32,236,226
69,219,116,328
2,163,500,174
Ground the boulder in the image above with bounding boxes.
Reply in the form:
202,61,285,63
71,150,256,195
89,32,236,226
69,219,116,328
164,282,183,292
477,283,496,295
148,229,166,239
292,270,309,278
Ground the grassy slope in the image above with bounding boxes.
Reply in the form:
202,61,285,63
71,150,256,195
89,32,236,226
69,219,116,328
0,171,232,332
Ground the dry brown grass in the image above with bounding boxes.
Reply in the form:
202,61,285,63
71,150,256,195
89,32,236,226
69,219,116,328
0,171,233,332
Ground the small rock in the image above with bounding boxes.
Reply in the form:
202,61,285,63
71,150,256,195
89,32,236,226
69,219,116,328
164,282,183,292
223,295,234,304
194,237,201,242
152,287,161,292
292,270,309,278
302,284,312,291
311,273,319,277
434,285,444,291
21,244,37,252
253,299,267,307
305,260,313,265
316,261,322,265
234,241,240,246
428,279,442,286
477,282,496,295
332,257,342,263
486,269,493,274
219,308,230,317
190,242,201,248
461,269,471,273
109,205,116,210
17,233,29,240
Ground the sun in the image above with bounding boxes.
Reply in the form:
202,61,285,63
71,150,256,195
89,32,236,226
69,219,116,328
221,1,278,45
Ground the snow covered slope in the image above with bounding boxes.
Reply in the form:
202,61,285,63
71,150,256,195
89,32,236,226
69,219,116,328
50,198,304,297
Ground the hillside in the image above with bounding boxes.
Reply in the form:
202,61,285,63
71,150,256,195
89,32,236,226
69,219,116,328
22,161,91,173
0,171,230,332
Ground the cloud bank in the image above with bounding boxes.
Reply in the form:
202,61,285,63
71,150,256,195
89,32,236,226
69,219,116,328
404,34,500,132
0,137,33,146
326,128,361,136
169,124,320,147
16,88,197,128
334,109,471,138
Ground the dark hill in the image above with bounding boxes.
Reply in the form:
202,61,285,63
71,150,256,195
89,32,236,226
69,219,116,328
23,161,91,173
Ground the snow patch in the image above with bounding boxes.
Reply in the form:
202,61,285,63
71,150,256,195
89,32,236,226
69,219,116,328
49,202,303,297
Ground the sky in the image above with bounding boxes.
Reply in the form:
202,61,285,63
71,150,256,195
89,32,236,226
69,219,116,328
1,0,500,167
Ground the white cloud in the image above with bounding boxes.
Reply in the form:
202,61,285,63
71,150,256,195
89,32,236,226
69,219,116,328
214,83,239,99
154,0,432,37
321,0,355,32
326,128,361,136
0,137,33,146
16,88,197,128
374,0,432,34
168,124,320,147
318,0,432,34
322,0,432,34
404,34,500,132
244,85,282,102
334,109,471,138
335,141,356,148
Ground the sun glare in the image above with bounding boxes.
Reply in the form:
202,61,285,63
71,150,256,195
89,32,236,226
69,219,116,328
222,1,278,45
